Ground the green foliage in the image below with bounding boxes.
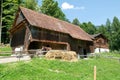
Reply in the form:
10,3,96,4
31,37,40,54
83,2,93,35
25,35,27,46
18,0,39,11
86,22,96,34
72,18,97,34
0,55,120,80
108,17,120,50
112,16,120,32
2,0,39,44
40,0,68,21
110,30,120,50
106,18,111,33
72,18,81,26
97,24,106,34
2,0,18,29
105,19,112,44
80,22,96,34
2,0,18,43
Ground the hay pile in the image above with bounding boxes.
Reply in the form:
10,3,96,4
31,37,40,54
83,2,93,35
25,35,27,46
45,50,78,62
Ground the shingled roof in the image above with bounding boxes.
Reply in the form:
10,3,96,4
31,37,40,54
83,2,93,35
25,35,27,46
91,33,108,40
19,7,92,41
91,33,102,38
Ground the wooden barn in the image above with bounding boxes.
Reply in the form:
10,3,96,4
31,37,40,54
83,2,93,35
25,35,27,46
91,33,109,53
9,7,93,55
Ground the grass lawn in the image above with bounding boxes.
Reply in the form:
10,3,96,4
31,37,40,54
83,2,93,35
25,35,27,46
0,53,11,56
0,46,12,52
0,46,12,56
98,51,120,57
0,54,120,80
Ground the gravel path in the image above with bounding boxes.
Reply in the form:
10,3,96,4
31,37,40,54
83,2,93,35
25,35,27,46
0,55,31,64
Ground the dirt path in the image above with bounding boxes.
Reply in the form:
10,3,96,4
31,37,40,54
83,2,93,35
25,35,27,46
0,55,31,64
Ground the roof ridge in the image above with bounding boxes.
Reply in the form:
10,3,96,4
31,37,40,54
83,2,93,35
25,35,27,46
19,7,92,41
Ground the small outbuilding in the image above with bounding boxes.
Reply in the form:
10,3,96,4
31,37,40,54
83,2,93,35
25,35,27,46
9,7,94,56
91,33,109,53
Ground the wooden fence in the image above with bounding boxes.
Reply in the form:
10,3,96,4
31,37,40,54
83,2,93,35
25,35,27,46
0,50,120,62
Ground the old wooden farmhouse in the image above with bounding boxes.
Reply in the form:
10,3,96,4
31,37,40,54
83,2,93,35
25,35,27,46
9,7,94,55
91,33,109,53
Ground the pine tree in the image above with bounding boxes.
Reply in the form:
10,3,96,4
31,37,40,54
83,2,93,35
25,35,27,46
112,16,120,32
106,18,111,33
79,22,96,34
0,0,2,43
2,0,18,43
97,24,106,34
23,0,39,11
40,0,68,21
87,22,96,34
110,16,120,50
105,19,112,49
2,0,39,43
72,18,80,26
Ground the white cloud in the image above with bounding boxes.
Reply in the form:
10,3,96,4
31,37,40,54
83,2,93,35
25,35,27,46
61,2,85,10
75,6,85,10
62,2,74,9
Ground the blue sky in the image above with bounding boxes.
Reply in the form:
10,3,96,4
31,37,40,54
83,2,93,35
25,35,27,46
38,0,120,26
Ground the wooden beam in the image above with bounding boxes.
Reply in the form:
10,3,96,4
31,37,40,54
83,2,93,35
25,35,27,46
9,19,26,33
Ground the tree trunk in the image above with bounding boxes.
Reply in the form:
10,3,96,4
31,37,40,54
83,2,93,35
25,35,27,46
0,0,2,44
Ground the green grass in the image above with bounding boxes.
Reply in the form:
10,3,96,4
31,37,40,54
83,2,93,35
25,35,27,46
0,54,120,80
0,53,11,56
95,51,120,57
0,46,12,52
0,46,12,56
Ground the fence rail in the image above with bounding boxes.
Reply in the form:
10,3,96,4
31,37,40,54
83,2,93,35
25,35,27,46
0,50,120,62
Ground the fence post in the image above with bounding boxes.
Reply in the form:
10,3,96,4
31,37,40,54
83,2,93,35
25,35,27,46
94,66,96,80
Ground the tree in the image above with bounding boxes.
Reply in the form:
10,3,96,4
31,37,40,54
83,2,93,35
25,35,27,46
105,19,112,38
2,0,39,43
40,0,68,21
96,17,120,51
0,0,2,43
105,19,112,49
106,18,111,33
2,0,18,43
79,22,96,34
72,18,80,26
112,16,120,32
97,24,106,34
87,22,96,34
110,16,120,50
19,0,39,11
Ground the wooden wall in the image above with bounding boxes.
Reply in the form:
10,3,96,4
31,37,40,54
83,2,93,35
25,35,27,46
11,25,26,47
28,26,93,54
30,26,70,42
94,36,109,49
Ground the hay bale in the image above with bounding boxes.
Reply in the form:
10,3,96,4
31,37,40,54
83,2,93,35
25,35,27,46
45,50,78,62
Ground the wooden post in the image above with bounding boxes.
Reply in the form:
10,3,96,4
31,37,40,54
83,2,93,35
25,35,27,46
94,66,96,80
